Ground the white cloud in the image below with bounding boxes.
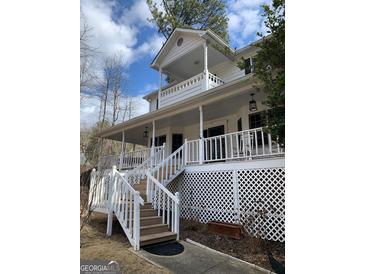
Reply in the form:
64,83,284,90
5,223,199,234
120,0,153,28
81,0,164,68
227,0,270,48
131,95,150,117
136,34,165,57
80,0,164,127
80,96,101,128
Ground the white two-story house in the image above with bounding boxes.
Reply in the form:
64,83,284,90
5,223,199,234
90,28,285,250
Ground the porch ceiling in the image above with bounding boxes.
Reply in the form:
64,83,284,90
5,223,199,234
156,92,248,128
163,45,230,81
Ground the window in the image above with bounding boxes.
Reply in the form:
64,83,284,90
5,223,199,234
249,111,264,129
244,57,253,75
156,98,159,110
150,135,166,147
177,37,183,46
249,111,268,146
237,118,242,131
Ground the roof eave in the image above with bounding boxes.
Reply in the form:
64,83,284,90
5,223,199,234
150,28,208,70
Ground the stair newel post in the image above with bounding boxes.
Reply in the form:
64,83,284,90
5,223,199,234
107,166,117,236
88,168,96,210
162,142,166,162
175,192,180,240
134,191,140,250
184,139,188,166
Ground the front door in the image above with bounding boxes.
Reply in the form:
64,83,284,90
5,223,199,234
172,134,183,152
203,125,225,160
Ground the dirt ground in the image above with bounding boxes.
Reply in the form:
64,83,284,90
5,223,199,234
180,219,285,272
80,213,169,274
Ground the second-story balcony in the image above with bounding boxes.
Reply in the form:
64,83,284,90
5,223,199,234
159,72,224,108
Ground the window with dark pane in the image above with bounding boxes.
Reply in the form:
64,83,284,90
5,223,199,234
244,57,252,75
249,112,264,129
249,111,268,146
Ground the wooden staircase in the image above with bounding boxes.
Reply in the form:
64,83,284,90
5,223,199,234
133,179,177,246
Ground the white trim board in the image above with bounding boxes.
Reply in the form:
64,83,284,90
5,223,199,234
185,157,285,172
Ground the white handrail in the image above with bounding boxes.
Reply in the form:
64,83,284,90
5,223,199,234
151,143,185,186
125,144,165,186
112,168,144,250
145,172,180,237
146,173,178,203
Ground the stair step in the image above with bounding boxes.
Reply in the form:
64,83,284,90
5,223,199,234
140,216,162,226
140,231,177,246
134,183,146,189
140,209,158,217
141,202,152,210
123,215,162,225
120,200,152,209
140,223,169,236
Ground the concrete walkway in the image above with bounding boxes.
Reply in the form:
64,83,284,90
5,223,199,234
134,240,274,274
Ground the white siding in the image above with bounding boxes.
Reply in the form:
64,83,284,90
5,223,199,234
209,60,246,83
161,34,204,67
149,95,158,112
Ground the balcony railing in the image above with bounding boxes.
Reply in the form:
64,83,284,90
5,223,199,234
159,72,224,108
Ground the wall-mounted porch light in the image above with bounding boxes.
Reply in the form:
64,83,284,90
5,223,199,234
249,93,257,112
143,127,148,138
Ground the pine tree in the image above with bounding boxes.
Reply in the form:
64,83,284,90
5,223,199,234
147,0,229,42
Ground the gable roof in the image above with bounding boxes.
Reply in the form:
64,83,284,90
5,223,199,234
150,28,234,70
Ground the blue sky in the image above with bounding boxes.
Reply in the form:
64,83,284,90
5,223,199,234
80,0,269,127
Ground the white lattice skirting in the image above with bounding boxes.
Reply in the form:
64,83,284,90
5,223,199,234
167,163,285,242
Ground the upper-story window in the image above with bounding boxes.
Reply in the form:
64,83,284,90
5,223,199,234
245,57,254,75
177,37,183,46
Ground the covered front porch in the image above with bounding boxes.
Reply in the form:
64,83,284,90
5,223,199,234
97,79,284,170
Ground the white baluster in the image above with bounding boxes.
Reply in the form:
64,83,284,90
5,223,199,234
162,192,165,224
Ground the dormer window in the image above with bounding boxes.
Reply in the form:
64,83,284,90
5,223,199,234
177,37,183,46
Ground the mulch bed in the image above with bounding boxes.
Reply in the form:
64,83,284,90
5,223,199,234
180,219,285,272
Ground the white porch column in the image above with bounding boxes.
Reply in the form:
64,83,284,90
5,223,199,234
151,120,156,156
158,67,162,109
119,131,125,169
199,105,204,164
203,41,209,90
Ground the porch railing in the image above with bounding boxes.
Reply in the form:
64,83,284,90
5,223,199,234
120,146,164,169
185,139,200,164
97,145,164,171
201,127,284,163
